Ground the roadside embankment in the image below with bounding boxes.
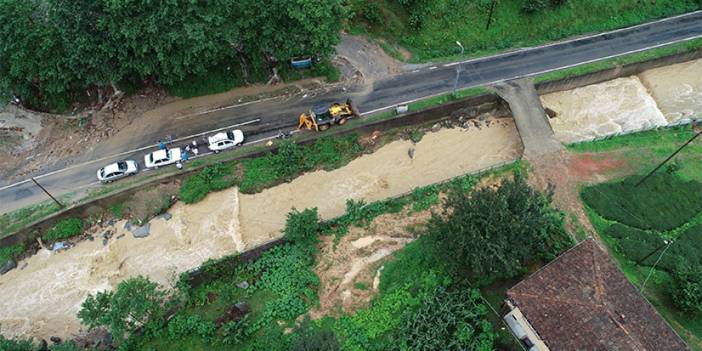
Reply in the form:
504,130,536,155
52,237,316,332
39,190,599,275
0,115,521,340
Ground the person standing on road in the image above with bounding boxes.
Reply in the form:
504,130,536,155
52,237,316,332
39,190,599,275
158,140,165,150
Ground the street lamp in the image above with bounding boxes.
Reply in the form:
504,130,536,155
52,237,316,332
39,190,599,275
453,41,465,97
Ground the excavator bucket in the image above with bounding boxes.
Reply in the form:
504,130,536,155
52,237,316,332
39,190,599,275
298,112,317,130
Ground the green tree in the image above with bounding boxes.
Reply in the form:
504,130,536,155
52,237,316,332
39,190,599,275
428,172,571,283
284,207,321,249
671,263,702,314
78,275,169,342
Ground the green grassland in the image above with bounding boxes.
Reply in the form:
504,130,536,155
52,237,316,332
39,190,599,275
350,0,700,62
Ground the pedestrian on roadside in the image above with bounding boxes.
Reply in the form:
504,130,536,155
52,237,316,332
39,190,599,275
193,148,199,156
158,140,165,150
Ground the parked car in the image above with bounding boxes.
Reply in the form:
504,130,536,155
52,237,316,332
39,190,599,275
97,160,138,183
207,130,244,152
144,148,182,168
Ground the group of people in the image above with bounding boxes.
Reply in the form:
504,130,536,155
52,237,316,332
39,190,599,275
158,134,200,170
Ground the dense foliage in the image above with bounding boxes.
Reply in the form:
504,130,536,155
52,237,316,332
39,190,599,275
43,218,84,242
428,172,571,283
396,286,494,351
582,173,702,231
670,263,702,315
78,275,169,342
0,244,24,263
239,136,363,193
284,208,322,250
180,163,237,203
0,0,343,110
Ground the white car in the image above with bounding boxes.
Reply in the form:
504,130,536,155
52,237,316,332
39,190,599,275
207,130,244,152
97,160,138,183
144,148,182,169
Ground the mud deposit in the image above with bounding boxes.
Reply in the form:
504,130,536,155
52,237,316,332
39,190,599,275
238,118,521,248
639,58,702,123
0,117,520,341
0,189,241,340
540,77,667,144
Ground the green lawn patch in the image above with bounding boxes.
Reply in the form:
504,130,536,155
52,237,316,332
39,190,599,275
43,217,84,242
0,244,24,263
581,172,702,231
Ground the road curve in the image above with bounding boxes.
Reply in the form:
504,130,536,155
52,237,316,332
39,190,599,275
2,11,702,214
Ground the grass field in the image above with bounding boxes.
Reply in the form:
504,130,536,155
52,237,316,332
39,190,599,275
575,128,702,349
349,0,700,62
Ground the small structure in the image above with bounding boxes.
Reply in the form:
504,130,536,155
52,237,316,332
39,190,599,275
504,238,689,351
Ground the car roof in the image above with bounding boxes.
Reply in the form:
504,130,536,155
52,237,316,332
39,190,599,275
152,149,168,159
103,163,121,174
208,132,229,144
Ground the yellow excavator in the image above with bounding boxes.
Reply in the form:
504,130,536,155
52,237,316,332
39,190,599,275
297,99,358,131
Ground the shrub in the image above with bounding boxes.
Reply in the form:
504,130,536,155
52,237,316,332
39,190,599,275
396,286,495,350
362,2,383,25
582,173,702,231
180,163,236,204
43,218,83,242
284,208,321,249
428,172,572,283
670,263,702,314
522,0,548,13
0,335,33,351
293,319,340,351
0,244,24,263
180,175,210,204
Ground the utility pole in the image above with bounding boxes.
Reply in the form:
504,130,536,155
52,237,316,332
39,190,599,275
485,0,497,30
453,41,465,97
636,125,701,187
32,177,64,208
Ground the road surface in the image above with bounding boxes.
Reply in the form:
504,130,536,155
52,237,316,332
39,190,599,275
2,11,702,214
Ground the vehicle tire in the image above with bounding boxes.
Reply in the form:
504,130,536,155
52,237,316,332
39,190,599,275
319,124,330,131
338,118,347,125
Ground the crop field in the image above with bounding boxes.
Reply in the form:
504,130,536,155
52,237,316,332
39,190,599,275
577,128,702,349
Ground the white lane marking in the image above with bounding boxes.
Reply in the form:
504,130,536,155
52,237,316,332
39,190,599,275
0,119,261,191
441,10,702,68
411,70,420,73
174,97,279,120
361,34,702,116
429,66,438,70
3,25,702,193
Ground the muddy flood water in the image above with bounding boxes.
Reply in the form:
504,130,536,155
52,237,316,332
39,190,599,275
0,116,521,340
541,58,702,144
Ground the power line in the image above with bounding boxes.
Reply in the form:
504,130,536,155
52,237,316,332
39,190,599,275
636,127,701,187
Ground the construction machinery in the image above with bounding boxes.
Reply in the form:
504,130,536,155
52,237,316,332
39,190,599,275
297,99,358,131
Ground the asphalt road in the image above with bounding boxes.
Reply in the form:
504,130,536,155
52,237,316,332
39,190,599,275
3,11,702,215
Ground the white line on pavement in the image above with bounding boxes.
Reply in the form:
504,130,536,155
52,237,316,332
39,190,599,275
362,34,702,116
442,10,702,68
3,26,702,194
0,119,261,191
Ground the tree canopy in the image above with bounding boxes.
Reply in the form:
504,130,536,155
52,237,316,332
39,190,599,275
0,0,342,110
428,171,572,283
78,275,169,342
